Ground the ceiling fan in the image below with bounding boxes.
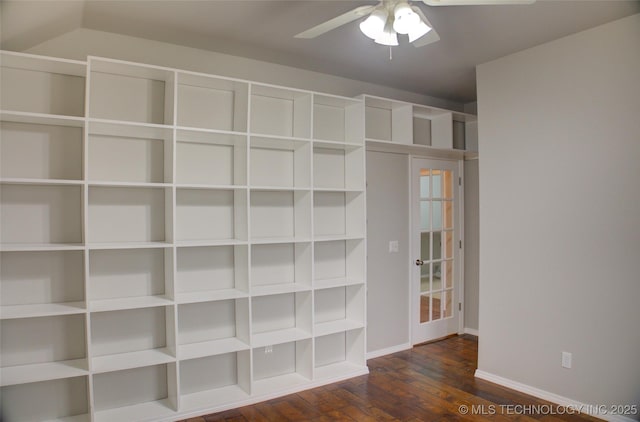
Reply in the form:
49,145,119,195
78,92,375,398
295,0,536,47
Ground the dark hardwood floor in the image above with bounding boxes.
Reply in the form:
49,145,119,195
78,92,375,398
181,335,601,421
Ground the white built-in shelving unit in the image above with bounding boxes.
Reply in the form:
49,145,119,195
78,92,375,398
0,50,477,421
0,50,368,421
361,94,478,159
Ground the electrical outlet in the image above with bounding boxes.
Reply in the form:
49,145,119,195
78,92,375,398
389,240,399,253
562,351,572,369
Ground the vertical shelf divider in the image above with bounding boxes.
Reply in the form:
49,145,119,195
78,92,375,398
83,57,95,419
168,70,180,412
245,83,255,396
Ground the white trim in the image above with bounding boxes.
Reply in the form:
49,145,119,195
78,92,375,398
457,160,465,335
474,370,637,422
366,343,412,360
463,327,479,336
409,157,461,345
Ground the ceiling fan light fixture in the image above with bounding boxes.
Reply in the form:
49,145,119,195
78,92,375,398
393,2,420,35
374,18,399,46
359,9,387,40
408,19,432,43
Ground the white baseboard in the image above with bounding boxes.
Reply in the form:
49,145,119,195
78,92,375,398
464,327,479,336
366,342,412,360
474,370,637,422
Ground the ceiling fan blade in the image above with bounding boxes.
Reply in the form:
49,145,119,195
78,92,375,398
422,0,535,5
412,7,440,47
294,5,376,39
412,28,440,47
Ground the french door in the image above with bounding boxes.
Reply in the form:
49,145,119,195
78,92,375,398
411,157,461,344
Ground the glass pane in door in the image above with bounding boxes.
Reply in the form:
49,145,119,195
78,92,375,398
420,172,430,198
421,232,431,266
433,232,442,260
432,291,442,321
445,231,454,259
444,260,453,289
444,200,453,229
432,201,442,230
432,171,442,198
420,294,430,323
433,262,442,290
420,201,430,230
443,290,453,318
443,170,453,199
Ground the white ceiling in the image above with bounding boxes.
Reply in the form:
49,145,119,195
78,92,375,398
2,0,638,103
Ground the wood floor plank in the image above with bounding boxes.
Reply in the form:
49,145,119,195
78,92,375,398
180,335,602,421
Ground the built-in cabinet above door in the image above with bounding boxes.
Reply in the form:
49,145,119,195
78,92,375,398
361,94,478,159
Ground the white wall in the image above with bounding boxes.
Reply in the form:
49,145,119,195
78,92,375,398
477,13,640,413
366,150,411,356
25,28,462,111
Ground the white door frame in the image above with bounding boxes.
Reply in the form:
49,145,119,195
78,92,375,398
409,156,464,345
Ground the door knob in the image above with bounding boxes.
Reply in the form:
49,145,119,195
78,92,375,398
415,259,424,266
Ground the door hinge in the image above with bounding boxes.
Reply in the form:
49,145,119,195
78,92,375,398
459,303,462,311
459,240,462,249
459,177,462,186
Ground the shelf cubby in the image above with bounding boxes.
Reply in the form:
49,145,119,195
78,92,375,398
0,51,86,118
176,129,247,186
92,363,178,422
0,250,85,319
88,185,171,244
1,376,89,422
87,121,173,184
462,117,478,152
312,94,363,144
314,239,365,289
450,112,479,152
89,58,175,125
90,306,176,373
176,244,249,303
0,314,87,386
314,285,365,337
177,299,250,360
88,248,173,312
177,72,248,132
250,190,311,241
412,105,453,149
313,143,364,190
453,119,465,150
250,136,310,189
250,242,311,296
180,351,251,412
251,292,312,347
252,339,312,396
314,329,366,379
314,191,365,239
364,96,412,144
250,84,311,139
176,187,247,243
0,119,83,181
0,183,82,246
